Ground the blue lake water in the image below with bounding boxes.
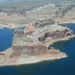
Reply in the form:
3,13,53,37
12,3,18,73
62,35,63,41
0,24,75,75
0,28,14,51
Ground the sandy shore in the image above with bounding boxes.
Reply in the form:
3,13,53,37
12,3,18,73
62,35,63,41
58,20,75,25
0,24,26,29
0,24,14,29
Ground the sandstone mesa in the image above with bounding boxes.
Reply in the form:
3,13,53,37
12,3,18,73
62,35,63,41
0,18,75,66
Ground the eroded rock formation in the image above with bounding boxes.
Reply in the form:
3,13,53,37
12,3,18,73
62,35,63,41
12,19,74,57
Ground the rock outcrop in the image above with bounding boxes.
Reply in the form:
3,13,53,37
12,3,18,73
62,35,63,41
24,24,35,35
12,19,74,57
33,19,55,28
11,43,47,57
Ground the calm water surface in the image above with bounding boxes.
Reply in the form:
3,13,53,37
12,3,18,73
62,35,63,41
0,24,75,75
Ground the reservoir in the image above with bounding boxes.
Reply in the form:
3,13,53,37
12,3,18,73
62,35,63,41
0,24,75,75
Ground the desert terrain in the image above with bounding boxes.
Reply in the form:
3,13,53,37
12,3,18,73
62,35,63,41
0,0,75,66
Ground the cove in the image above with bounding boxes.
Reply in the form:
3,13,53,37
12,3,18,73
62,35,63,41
0,24,75,75
0,28,14,51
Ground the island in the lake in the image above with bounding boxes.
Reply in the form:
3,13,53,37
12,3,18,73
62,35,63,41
0,18,75,66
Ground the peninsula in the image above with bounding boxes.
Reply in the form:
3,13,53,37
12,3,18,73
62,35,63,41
0,18,75,66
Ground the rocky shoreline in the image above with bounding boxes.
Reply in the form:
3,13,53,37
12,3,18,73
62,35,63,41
0,47,67,67
0,52,67,67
